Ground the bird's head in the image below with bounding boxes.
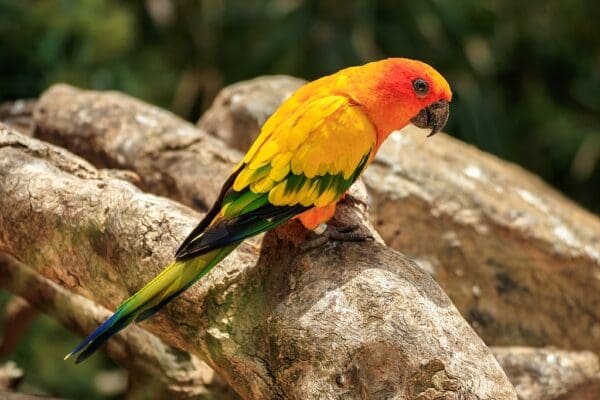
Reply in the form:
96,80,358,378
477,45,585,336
348,58,452,145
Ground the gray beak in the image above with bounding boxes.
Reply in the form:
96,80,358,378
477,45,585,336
410,100,450,137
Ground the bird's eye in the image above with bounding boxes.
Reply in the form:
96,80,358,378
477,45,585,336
412,78,429,96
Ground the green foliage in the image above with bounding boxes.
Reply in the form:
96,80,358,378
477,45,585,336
0,0,598,397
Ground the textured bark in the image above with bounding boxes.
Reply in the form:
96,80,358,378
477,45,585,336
492,347,600,400
196,76,600,353
0,100,36,135
0,100,41,381
0,253,235,400
365,130,600,351
197,76,306,152
34,84,238,212
0,124,517,398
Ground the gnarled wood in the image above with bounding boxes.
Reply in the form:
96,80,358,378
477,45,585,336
492,347,600,400
0,253,234,400
0,100,36,135
194,76,600,353
1,123,517,398
34,84,239,212
197,75,306,152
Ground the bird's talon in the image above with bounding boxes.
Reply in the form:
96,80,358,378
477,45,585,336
329,227,372,242
300,235,329,251
334,224,359,233
301,224,372,250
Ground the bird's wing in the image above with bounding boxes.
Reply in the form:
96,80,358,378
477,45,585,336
175,95,376,260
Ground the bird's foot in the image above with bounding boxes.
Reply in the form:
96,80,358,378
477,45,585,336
301,223,373,251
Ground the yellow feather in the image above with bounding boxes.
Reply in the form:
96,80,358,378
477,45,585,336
285,118,313,151
267,183,285,205
240,95,376,210
327,160,339,175
268,182,295,206
303,158,319,178
291,145,310,175
233,165,270,191
342,162,354,180
269,163,290,181
243,132,270,163
294,180,313,202
318,161,329,176
315,188,339,207
271,152,293,168
260,112,284,135
300,181,320,206
233,168,254,191
249,140,279,169
250,176,275,193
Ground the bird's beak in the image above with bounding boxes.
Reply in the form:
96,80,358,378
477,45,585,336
410,100,450,137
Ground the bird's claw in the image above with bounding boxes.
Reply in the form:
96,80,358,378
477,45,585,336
300,224,373,251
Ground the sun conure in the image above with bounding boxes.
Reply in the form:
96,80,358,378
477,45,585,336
66,58,451,362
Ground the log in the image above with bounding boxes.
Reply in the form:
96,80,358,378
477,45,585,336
492,347,600,400
1,123,517,398
33,85,239,212
197,75,306,152
0,253,236,400
195,76,600,353
365,129,600,351
0,100,36,135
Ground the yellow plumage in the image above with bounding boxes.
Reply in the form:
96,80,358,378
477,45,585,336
236,95,376,208
68,58,453,364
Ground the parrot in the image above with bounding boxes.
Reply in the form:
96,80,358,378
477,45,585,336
66,58,451,363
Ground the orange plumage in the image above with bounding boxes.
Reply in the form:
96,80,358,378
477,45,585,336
238,57,452,228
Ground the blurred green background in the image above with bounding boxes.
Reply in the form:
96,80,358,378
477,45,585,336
0,0,599,398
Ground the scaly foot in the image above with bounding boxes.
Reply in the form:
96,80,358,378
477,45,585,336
301,223,373,251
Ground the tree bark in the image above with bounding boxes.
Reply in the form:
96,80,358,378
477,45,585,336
491,347,600,400
197,76,306,152
0,253,234,400
0,123,517,398
365,129,600,351
33,85,239,212
194,76,600,353
0,100,36,136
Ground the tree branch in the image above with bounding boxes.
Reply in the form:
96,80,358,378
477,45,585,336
0,123,516,398
194,76,600,353
492,347,600,400
33,84,239,211
0,100,36,136
0,252,235,400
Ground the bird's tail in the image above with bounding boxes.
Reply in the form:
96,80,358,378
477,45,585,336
65,244,238,363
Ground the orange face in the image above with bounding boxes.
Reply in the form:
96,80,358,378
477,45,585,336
348,58,452,143
376,58,452,105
